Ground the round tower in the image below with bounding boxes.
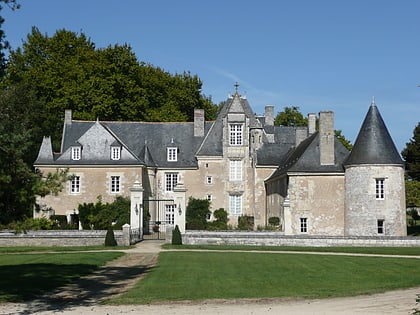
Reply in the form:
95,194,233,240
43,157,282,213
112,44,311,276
344,99,406,236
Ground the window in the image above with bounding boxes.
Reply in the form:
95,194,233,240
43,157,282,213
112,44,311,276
167,147,177,162
229,124,243,145
70,176,80,194
229,160,243,181
165,173,179,191
376,178,385,200
377,219,384,234
229,194,242,215
300,218,308,233
166,204,175,225
71,147,81,160
111,147,121,160
110,176,121,193
206,176,213,184
207,194,212,201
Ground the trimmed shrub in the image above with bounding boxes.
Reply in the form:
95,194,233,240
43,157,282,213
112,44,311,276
238,215,254,230
268,216,280,226
104,227,117,246
207,208,228,230
172,225,182,245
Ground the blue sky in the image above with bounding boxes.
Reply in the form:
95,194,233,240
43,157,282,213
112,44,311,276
3,0,420,152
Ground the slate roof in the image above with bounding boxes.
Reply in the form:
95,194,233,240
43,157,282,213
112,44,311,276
267,132,350,180
344,102,403,166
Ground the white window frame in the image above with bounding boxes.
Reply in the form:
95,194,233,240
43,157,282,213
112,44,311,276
165,173,179,192
110,175,121,193
206,176,213,184
300,217,308,233
71,147,81,160
229,194,242,216
165,204,175,225
70,176,80,194
111,146,121,160
375,178,385,200
167,147,177,162
207,194,212,201
229,124,243,146
229,160,243,181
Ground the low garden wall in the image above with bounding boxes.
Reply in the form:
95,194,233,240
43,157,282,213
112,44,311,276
0,225,136,247
181,231,420,247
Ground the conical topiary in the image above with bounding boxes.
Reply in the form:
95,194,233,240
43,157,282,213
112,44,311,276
104,227,118,246
172,225,182,245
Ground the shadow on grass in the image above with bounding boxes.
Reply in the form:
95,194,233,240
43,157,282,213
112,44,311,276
0,261,154,315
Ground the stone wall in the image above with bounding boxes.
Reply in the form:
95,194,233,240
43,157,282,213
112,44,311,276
181,231,420,247
0,229,131,247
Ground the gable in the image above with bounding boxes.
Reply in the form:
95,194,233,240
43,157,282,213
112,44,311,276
57,121,142,165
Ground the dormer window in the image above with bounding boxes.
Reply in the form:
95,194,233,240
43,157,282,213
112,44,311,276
71,146,81,160
111,146,121,160
229,124,243,145
167,147,177,162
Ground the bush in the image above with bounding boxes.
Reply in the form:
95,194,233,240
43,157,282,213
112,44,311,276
268,216,280,226
104,227,118,246
172,225,182,245
238,215,254,230
78,196,130,230
186,197,210,230
207,208,228,230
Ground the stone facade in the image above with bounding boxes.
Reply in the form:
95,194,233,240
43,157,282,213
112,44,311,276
34,89,406,237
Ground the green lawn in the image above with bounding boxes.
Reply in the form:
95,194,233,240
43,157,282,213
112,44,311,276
0,251,123,302
0,245,131,253
163,244,420,255
110,251,420,304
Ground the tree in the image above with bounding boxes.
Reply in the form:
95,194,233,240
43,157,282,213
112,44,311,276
406,180,420,209
0,0,20,76
185,197,210,230
0,82,70,224
402,122,420,181
335,129,353,150
274,106,308,127
4,28,218,150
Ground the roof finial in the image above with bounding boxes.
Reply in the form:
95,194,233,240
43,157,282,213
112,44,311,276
371,96,376,107
234,82,239,93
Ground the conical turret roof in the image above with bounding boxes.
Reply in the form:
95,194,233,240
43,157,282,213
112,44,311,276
345,100,403,166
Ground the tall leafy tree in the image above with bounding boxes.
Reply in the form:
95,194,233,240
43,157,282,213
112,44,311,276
274,106,308,127
4,28,218,150
402,122,420,181
0,83,68,224
0,0,20,76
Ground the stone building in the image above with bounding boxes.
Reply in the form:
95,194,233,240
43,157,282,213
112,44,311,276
34,88,406,236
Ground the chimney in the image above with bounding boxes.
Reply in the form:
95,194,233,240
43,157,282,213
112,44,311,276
64,109,72,125
308,113,316,135
264,105,274,126
319,111,334,165
194,109,204,137
295,128,308,147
